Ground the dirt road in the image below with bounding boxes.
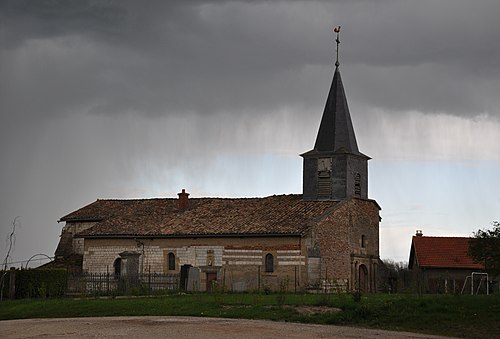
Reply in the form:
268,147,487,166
0,316,457,339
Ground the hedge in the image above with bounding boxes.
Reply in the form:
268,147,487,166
1,269,68,299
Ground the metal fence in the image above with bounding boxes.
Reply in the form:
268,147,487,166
66,272,180,295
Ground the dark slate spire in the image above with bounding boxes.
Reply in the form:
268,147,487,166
301,27,370,201
313,66,360,154
312,26,362,155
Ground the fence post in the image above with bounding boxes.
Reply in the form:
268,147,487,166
294,266,297,293
258,266,261,291
148,265,151,295
9,268,16,299
107,266,110,295
223,268,226,291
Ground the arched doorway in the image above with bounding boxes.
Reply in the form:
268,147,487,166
113,258,122,278
359,264,368,292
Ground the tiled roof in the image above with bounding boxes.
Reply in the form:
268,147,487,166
411,236,484,269
60,194,340,237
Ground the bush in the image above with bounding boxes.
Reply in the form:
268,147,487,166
3,269,68,299
352,290,362,302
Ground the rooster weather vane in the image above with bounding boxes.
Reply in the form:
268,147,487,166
333,26,341,67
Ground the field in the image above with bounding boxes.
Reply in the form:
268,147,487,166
0,293,498,339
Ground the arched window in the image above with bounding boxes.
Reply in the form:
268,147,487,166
168,252,176,271
113,258,122,278
265,253,274,273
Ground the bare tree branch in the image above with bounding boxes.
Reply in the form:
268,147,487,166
1,216,20,301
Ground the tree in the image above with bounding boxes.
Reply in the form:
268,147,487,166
469,221,500,278
1,217,20,301
380,259,411,293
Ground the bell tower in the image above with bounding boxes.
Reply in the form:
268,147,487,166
301,27,370,201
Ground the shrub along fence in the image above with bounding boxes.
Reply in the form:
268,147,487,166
1,268,67,300
1,269,180,299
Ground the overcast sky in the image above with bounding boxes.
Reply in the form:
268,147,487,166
1,0,499,267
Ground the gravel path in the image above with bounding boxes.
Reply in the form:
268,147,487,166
0,316,458,339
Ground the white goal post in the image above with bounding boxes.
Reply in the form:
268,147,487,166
461,272,489,295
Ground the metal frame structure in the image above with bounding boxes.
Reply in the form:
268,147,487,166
461,272,489,295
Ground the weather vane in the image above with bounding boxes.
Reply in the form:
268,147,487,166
333,26,341,67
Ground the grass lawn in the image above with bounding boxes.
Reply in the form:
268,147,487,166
0,293,498,338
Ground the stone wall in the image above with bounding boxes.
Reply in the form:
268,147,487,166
57,221,97,255
83,236,307,292
302,154,368,200
71,197,380,292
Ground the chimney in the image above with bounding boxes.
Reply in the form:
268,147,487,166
415,230,423,237
178,189,189,211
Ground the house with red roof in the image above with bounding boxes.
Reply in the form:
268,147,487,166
53,40,382,293
409,231,484,293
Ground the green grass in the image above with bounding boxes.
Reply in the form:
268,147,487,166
1,293,499,338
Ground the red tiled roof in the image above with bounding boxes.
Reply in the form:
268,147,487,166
411,236,484,269
60,194,341,237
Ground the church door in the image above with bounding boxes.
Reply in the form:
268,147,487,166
359,264,368,292
206,272,217,292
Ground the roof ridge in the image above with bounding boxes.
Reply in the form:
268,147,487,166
93,193,303,202
413,235,472,239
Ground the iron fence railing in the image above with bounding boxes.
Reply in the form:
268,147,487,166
66,272,180,295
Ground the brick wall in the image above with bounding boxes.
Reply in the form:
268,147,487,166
310,197,380,292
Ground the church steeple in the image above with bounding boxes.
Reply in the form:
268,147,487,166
314,66,360,155
302,27,370,201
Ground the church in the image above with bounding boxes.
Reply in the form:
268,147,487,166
54,36,382,293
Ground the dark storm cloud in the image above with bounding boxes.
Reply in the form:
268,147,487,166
0,0,128,47
1,0,500,266
2,0,326,118
2,0,499,121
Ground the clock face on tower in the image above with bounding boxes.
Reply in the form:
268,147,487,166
318,158,332,172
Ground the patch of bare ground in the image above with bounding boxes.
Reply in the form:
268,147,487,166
221,304,341,315
287,305,342,315
0,316,457,339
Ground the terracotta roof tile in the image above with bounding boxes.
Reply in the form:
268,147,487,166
61,194,339,237
411,236,483,269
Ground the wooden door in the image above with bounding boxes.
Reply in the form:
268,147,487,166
359,264,368,292
206,272,217,291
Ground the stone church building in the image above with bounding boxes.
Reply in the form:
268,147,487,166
54,53,381,292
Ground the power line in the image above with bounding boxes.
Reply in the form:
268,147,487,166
3,256,54,266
